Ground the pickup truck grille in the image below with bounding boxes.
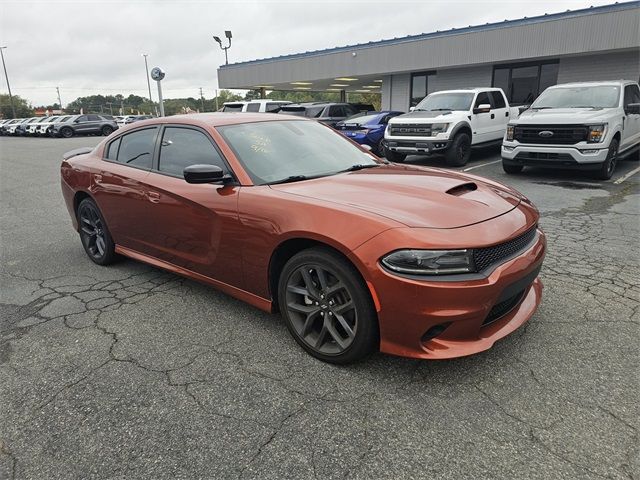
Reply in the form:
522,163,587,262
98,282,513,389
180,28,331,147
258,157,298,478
513,125,588,145
389,124,432,137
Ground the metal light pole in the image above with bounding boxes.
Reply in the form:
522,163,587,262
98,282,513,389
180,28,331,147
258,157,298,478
56,86,63,111
213,30,232,65
0,46,16,118
151,67,165,117
142,54,153,103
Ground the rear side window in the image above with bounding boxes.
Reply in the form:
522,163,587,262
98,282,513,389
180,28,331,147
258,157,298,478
76,115,88,122
113,127,157,169
223,104,244,112
474,92,491,108
246,103,260,112
329,105,347,117
265,102,283,113
490,91,507,108
305,106,325,118
158,127,227,177
106,137,121,160
87,114,101,121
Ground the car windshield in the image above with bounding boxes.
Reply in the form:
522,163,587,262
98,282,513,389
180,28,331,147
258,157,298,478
531,86,620,109
415,93,474,111
341,113,380,125
218,120,379,185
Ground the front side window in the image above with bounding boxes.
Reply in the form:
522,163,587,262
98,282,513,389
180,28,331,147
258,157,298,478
87,114,101,121
531,86,621,109
217,120,377,185
158,127,227,177
113,127,157,169
474,92,491,108
246,103,261,112
624,85,640,107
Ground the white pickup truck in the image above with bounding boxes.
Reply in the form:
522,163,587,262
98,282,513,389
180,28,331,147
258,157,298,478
502,80,640,180
384,87,519,166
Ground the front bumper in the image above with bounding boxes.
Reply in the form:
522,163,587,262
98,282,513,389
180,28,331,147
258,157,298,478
502,142,608,168
384,135,450,154
354,216,545,360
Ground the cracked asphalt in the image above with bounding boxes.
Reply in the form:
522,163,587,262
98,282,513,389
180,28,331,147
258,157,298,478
1,136,638,480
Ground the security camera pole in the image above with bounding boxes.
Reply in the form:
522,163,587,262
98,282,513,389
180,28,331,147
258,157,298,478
213,30,232,65
150,67,165,117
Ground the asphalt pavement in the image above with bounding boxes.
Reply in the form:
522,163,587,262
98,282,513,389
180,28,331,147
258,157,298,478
1,135,638,479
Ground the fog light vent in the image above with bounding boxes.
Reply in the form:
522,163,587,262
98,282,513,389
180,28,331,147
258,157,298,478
421,323,451,343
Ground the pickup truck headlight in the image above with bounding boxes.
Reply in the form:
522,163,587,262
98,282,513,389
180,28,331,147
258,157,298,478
506,124,515,141
381,249,474,275
431,123,450,134
587,124,606,143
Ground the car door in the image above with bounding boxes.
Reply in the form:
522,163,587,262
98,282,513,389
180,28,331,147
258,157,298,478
85,114,103,133
140,125,243,287
621,84,640,153
92,127,158,252
489,91,509,140
472,91,494,144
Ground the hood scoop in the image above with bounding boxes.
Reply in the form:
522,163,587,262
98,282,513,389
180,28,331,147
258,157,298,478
446,182,478,197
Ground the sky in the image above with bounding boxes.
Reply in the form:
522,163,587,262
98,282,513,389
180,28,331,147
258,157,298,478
0,0,621,106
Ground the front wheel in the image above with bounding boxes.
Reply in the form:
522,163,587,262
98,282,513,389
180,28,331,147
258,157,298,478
502,162,524,174
278,248,378,364
77,198,117,265
60,127,74,138
445,133,471,166
594,139,619,180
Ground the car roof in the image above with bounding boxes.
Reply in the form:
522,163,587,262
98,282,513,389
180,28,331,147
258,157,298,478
118,112,306,130
547,80,632,88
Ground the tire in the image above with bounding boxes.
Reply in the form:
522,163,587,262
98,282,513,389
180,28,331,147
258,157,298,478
277,247,378,364
77,198,118,265
384,148,406,163
594,138,619,180
60,127,74,138
101,125,114,136
502,161,524,174
445,132,471,167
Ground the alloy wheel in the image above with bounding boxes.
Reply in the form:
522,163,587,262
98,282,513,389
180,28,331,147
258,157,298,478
285,264,358,355
606,142,618,176
79,203,107,260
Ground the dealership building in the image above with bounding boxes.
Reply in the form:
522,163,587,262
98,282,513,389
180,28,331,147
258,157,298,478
218,1,640,110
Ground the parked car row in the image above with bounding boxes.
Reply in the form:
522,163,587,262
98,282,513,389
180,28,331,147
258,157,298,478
0,114,119,138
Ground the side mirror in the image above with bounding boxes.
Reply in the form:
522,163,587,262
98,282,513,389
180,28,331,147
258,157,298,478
409,106,416,112
473,104,491,114
625,103,640,115
184,164,230,184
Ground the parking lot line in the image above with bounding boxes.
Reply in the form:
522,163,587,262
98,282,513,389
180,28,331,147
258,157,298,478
462,159,502,172
613,166,640,184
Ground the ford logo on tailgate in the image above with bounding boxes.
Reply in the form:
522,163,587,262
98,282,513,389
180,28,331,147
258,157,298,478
538,130,554,137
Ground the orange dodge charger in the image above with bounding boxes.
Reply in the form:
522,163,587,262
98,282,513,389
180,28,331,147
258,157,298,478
61,113,545,364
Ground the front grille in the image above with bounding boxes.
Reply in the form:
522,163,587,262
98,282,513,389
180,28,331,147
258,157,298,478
514,125,588,145
389,124,432,136
483,290,526,326
473,226,537,272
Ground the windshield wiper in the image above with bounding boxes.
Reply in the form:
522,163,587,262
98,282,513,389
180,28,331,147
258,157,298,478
266,175,308,185
339,164,381,173
428,108,453,111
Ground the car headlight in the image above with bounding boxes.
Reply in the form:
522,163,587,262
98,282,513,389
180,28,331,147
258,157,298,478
430,123,450,134
587,124,606,143
381,249,474,275
506,124,515,141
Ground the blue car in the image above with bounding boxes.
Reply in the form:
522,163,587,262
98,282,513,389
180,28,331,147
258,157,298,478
335,110,404,155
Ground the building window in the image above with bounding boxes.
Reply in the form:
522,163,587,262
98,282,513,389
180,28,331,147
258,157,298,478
410,71,436,107
492,61,559,105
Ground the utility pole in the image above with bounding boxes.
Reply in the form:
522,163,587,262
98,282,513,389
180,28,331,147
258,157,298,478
56,86,63,111
199,87,205,112
142,54,153,105
0,46,16,118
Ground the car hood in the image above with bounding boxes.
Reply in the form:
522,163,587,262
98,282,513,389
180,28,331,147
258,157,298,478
388,110,461,124
270,164,521,229
516,108,615,124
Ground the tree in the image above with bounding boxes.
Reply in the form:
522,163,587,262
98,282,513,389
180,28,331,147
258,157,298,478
0,94,33,118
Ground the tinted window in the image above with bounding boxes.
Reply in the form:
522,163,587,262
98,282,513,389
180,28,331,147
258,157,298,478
101,115,114,120
345,105,360,116
265,102,284,113
76,115,88,123
624,85,640,107
246,103,261,112
87,114,101,121
328,105,346,117
305,106,325,118
490,91,506,108
106,137,121,160
474,92,491,108
222,104,244,112
158,127,227,177
115,127,157,169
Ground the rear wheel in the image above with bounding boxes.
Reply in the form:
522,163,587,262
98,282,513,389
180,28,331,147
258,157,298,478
384,148,406,163
60,127,74,138
594,138,619,180
278,248,378,364
502,162,524,174
445,132,471,166
101,125,114,136
77,198,117,265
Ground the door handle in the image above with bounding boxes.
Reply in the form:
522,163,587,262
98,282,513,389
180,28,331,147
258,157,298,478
491,113,495,119
505,111,509,117
147,191,161,203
